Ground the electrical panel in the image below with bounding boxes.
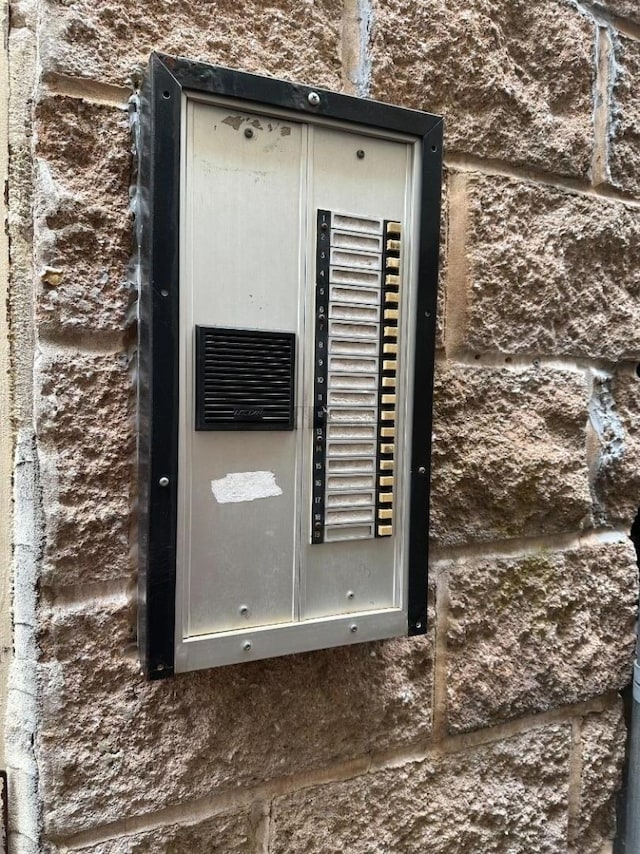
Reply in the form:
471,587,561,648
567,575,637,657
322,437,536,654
136,54,443,677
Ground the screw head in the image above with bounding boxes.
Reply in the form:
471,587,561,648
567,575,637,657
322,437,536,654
349,624,358,633
418,467,426,476
158,476,169,487
347,590,355,600
415,622,422,629
242,640,252,652
307,91,321,107
239,605,249,617
356,149,365,159
244,127,254,138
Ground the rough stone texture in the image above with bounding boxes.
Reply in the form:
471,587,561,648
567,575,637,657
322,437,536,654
595,1,640,24
370,0,594,178
434,167,448,350
74,810,253,853
38,0,343,89
34,96,131,336
270,725,571,853
430,363,592,547
37,595,434,836
575,704,627,854
610,35,640,197
35,349,132,588
590,369,640,528
445,542,636,733
448,174,640,360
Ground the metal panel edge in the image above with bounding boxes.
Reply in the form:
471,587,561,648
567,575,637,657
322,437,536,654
176,609,407,672
407,120,444,636
138,54,182,679
154,53,441,138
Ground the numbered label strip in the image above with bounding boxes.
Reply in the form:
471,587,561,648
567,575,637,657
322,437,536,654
312,210,400,545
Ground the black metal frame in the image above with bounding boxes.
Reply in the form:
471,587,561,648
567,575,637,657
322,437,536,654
137,52,443,677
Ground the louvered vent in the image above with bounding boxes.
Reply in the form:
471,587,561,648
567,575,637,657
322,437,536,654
195,326,296,430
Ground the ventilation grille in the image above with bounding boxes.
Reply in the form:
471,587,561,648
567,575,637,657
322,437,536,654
195,326,296,430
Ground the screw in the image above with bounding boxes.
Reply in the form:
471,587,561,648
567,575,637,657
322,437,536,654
156,663,165,671
356,149,365,159
533,358,540,368
418,466,426,476
347,590,355,600
415,622,422,629
350,624,358,633
320,222,328,231
159,476,169,487
244,127,254,138
242,640,252,652
307,91,321,107
239,605,249,617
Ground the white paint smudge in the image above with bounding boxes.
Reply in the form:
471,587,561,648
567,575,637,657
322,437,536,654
211,471,283,504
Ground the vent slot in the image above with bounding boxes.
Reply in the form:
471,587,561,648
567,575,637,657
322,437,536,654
195,326,295,430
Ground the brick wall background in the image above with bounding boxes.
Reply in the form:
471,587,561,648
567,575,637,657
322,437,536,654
5,1,640,852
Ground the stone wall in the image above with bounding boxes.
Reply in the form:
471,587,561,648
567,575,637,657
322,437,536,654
5,0,640,852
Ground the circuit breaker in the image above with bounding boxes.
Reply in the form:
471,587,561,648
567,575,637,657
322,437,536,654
136,54,443,677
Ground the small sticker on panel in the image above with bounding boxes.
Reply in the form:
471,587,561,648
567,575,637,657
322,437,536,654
211,471,283,504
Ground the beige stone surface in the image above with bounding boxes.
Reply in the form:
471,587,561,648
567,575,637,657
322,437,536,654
430,364,592,547
39,0,343,89
36,349,132,588
37,596,434,836
591,369,640,529
35,95,131,335
370,0,594,178
447,174,640,360
445,543,636,733
434,167,448,350
610,35,640,197
575,704,627,854
74,810,253,853
270,725,571,852
595,1,640,23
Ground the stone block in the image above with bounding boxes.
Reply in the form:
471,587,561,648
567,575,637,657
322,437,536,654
590,369,640,529
270,725,571,852
610,35,640,197
430,363,592,547
37,594,434,836
445,543,636,733
448,174,640,360
74,809,253,853
575,703,627,854
370,0,595,178
35,96,132,336
39,0,343,89
35,349,132,588
595,1,640,24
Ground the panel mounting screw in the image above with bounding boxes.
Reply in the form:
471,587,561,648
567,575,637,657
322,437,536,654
356,149,365,159
242,640,252,651
239,605,249,617
244,127,254,138
415,622,422,629
307,91,321,107
350,624,358,633
159,476,169,487
418,467,426,476
347,590,355,600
